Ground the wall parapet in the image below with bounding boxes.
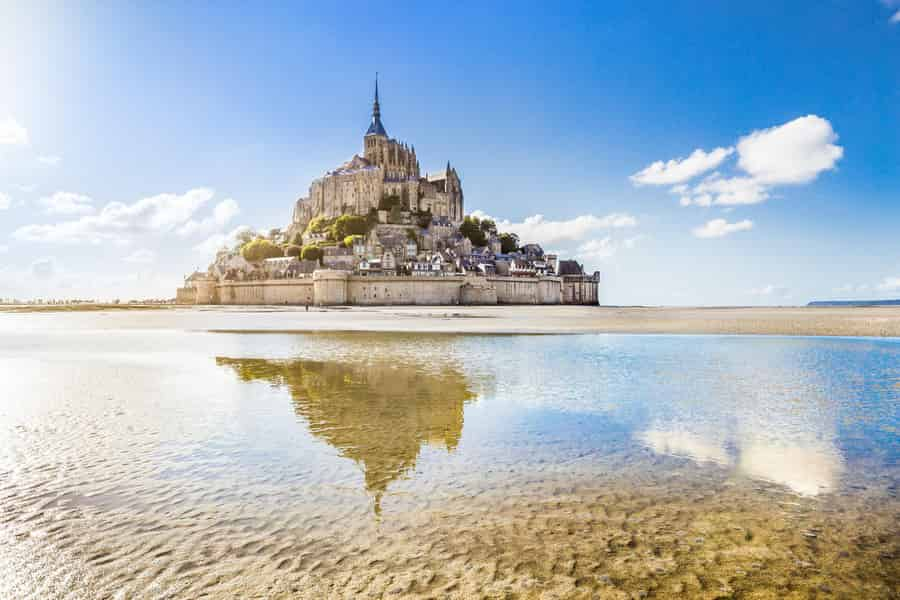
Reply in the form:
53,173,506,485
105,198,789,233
186,270,596,306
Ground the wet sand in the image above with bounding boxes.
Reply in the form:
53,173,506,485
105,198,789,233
5,303,899,337
1,314,897,598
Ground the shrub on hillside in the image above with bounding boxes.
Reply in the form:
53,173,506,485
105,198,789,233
241,238,283,262
301,245,323,262
460,215,487,247
331,215,368,240
344,235,363,248
499,232,519,254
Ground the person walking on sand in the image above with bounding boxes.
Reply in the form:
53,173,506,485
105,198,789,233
305,303,309,312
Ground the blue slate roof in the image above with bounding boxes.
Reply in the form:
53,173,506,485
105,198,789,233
366,116,387,137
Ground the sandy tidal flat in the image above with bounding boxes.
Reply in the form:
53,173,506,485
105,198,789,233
4,303,899,337
0,311,897,598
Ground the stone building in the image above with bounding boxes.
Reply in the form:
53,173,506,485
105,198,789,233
290,76,463,237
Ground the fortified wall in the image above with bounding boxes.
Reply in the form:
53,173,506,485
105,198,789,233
179,271,598,306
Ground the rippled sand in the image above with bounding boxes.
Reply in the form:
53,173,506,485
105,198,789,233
3,455,896,598
0,319,897,598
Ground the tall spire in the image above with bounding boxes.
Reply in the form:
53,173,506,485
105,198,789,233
373,72,380,118
366,72,387,137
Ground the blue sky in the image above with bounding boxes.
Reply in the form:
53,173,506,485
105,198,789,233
1,1,898,304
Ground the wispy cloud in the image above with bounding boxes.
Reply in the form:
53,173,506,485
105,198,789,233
0,117,28,145
176,198,240,237
14,188,216,244
30,257,56,280
632,115,843,212
470,210,637,246
749,284,790,297
876,276,900,292
193,225,254,256
0,193,11,211
37,155,62,167
885,0,900,23
123,249,156,264
692,218,753,239
630,147,734,186
39,191,95,215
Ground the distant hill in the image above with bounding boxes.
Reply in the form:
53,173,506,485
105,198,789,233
808,299,900,307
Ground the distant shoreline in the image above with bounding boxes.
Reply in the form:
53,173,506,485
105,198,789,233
3,304,900,338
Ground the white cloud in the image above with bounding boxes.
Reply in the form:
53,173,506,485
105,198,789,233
0,117,28,145
38,155,62,166
30,257,56,280
876,276,900,292
14,188,215,244
833,283,872,295
633,115,842,211
471,211,637,246
630,146,734,186
736,115,843,185
123,249,155,264
193,225,253,256
749,284,789,297
0,245,8,254
692,218,754,239
15,184,37,193
39,191,95,215
0,193,10,210
575,237,616,261
574,234,645,263
176,197,240,237
680,175,769,206
622,234,644,249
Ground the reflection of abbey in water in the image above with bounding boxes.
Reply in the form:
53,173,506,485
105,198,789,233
216,356,475,513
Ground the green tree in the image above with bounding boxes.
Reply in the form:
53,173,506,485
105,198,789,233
460,215,487,247
498,232,519,254
344,234,363,248
331,214,368,240
301,245,323,262
479,218,497,234
284,244,303,258
241,238,283,262
306,217,331,234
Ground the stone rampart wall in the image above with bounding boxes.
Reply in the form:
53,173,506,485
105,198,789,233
346,276,465,305
202,272,594,306
217,280,315,305
488,276,562,305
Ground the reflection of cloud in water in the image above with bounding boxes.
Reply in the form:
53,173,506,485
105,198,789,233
637,425,844,496
739,442,843,496
637,427,731,466
633,338,854,496
216,355,476,514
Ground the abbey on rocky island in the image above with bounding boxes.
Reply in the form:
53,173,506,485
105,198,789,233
177,77,599,307
289,75,464,237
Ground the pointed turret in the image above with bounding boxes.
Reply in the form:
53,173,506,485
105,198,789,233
365,73,388,137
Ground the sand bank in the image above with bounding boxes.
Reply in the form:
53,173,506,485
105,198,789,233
3,304,900,337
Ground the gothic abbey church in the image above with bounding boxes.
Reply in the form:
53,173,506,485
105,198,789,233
290,77,464,236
